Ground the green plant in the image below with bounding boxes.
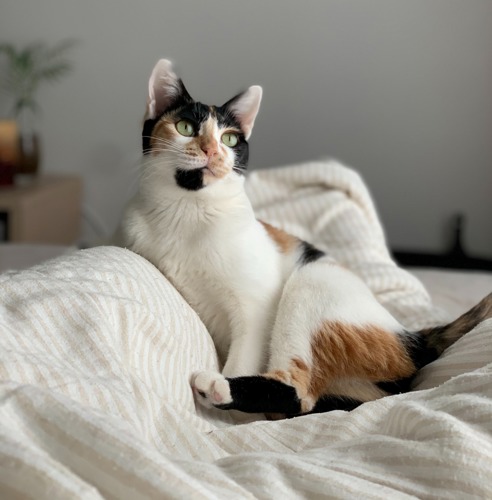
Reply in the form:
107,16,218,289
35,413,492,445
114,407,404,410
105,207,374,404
0,39,77,117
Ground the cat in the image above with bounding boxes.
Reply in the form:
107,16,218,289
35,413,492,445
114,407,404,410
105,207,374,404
115,59,492,418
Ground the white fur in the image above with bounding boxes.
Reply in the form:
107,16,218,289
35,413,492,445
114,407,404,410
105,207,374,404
268,259,405,372
192,371,232,408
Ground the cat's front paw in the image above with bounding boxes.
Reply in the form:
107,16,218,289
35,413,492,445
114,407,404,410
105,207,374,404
191,371,232,409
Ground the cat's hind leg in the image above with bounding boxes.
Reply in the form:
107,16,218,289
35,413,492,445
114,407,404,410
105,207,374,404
192,258,416,417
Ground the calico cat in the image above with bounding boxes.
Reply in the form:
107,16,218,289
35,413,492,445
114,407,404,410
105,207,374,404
116,59,492,418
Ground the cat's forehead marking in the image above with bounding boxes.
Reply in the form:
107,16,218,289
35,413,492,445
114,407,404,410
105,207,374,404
174,102,210,126
171,101,240,133
200,115,219,137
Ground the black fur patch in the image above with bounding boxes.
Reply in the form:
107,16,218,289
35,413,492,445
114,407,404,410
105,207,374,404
216,94,246,130
229,140,249,173
142,117,159,155
143,102,212,155
377,333,439,395
178,102,213,133
212,102,249,171
298,241,325,265
216,377,302,414
174,168,204,191
308,395,363,414
376,377,414,395
402,332,439,371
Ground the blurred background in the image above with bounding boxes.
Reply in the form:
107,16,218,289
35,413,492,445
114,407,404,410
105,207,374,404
0,0,491,263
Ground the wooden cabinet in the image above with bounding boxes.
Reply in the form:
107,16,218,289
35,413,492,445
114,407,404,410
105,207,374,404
0,175,82,244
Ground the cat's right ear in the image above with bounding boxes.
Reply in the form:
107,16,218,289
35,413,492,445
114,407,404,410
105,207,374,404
145,59,192,120
222,86,263,139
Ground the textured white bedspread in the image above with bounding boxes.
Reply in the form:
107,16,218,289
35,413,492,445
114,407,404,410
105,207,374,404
1,161,491,499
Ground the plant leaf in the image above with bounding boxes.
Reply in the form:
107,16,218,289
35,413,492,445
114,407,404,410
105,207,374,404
38,62,73,82
0,38,78,114
45,38,78,61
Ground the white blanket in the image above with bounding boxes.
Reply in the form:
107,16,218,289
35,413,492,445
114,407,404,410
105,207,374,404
1,160,491,499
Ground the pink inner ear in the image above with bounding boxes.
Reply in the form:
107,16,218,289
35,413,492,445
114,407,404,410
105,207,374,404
229,86,263,139
146,59,181,120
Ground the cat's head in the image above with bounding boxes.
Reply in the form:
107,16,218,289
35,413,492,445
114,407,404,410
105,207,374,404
142,59,262,192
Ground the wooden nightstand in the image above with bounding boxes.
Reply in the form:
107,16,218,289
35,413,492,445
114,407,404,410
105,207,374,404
0,175,82,244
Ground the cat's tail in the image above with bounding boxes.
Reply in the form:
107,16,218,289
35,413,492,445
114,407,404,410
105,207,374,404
418,292,492,358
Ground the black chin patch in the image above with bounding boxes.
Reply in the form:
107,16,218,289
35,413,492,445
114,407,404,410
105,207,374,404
175,168,204,191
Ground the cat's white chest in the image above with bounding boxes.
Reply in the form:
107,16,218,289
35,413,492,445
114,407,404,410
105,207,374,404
170,222,281,340
125,196,283,361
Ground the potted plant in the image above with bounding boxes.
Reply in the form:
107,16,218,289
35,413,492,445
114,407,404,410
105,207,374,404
0,39,77,175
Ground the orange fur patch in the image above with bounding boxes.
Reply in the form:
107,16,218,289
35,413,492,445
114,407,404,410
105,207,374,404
150,119,176,154
309,322,415,398
264,369,291,384
260,221,299,254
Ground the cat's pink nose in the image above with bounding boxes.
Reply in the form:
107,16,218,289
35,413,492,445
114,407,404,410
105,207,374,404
201,143,218,157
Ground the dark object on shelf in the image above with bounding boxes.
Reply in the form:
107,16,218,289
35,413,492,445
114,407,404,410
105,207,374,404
18,131,41,174
393,215,492,272
0,160,15,186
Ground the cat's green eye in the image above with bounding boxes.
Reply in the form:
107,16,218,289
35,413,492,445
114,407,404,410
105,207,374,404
176,120,195,137
221,132,239,148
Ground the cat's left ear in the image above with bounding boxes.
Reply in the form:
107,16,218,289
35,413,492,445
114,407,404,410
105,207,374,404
222,86,262,139
145,59,192,120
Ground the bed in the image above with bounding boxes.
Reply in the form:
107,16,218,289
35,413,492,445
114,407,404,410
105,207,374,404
1,160,491,499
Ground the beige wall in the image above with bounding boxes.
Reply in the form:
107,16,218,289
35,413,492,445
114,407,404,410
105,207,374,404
1,0,491,256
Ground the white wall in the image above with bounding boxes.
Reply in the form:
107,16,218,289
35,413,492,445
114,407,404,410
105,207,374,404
1,0,491,257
